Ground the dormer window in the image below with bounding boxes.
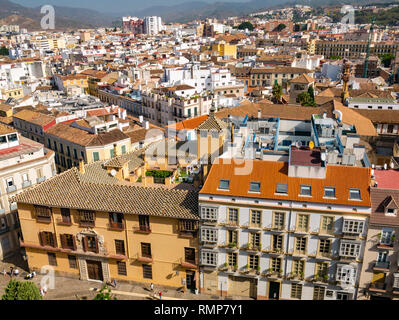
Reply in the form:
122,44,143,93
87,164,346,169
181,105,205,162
249,182,261,193
349,189,361,200
219,179,230,190
276,183,288,194
386,208,397,217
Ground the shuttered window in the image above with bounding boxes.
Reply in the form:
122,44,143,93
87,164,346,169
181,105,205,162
115,240,125,255
117,261,127,276
142,264,152,279
68,255,77,269
60,234,76,250
48,253,57,266
39,231,57,248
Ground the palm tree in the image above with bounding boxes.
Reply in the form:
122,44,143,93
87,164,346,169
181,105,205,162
272,83,283,103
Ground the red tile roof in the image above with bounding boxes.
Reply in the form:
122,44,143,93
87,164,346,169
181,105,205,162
373,169,399,190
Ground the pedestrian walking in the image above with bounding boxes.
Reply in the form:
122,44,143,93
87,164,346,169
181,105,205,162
113,279,117,288
13,268,19,277
2,269,6,277
195,288,198,295
150,283,154,292
159,291,162,300
9,266,13,277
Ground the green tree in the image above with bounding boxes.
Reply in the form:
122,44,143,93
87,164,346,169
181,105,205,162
275,23,286,32
93,285,117,300
379,53,395,68
298,92,316,107
0,46,9,56
237,21,254,31
329,55,342,60
272,83,283,103
2,280,42,300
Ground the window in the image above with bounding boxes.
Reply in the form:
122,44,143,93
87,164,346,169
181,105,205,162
291,284,302,299
85,236,98,253
250,232,261,249
138,215,150,232
273,212,285,229
297,214,309,232
316,262,329,277
219,179,230,190
48,253,57,266
184,247,196,264
142,264,153,279
318,239,331,257
292,260,305,275
313,286,325,300
35,206,52,222
201,207,218,221
324,187,336,198
68,255,77,269
249,182,261,192
121,145,127,154
61,208,71,224
141,243,151,258
271,257,282,272
61,234,75,250
115,240,125,255
336,264,356,285
272,234,283,251
381,230,393,245
22,173,29,182
249,254,259,270
337,292,349,300
201,228,218,243
40,231,56,247
117,261,127,276
6,177,14,187
300,185,311,196
295,237,307,255
201,250,217,266
342,219,364,234
78,210,95,227
321,216,334,234
228,252,237,267
250,210,261,227
276,183,288,194
339,240,361,258
228,208,239,225
349,189,361,200
227,230,238,245
92,152,100,162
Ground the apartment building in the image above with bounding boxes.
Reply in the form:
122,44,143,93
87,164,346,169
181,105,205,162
144,16,163,35
13,151,200,291
250,67,314,88
315,41,398,60
44,119,132,172
358,169,399,300
53,74,89,94
0,124,55,259
141,88,216,127
347,97,399,111
197,113,372,300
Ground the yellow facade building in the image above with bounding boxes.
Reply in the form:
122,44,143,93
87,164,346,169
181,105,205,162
13,151,200,290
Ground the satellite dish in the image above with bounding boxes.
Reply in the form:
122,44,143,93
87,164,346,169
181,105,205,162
309,141,314,149
110,169,117,177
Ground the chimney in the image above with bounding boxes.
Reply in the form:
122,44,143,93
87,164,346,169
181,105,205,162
139,115,144,123
144,121,149,129
113,144,118,157
258,109,261,119
78,158,85,174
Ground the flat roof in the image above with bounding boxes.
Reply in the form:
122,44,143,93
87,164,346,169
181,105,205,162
290,146,322,167
373,169,399,190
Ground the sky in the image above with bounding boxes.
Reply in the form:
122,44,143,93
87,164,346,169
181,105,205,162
13,0,248,13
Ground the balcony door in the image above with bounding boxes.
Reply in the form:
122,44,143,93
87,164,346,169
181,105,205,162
186,271,196,293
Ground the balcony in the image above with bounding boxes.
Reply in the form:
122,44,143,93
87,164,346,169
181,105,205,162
264,224,286,232
107,221,125,231
221,221,239,229
293,228,309,235
22,181,32,189
6,185,17,193
241,243,261,253
36,216,51,224
180,258,197,269
133,225,152,234
374,261,390,272
242,223,262,231
36,176,46,184
368,282,387,293
136,253,153,263
57,218,72,226
79,220,95,228
178,230,196,239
